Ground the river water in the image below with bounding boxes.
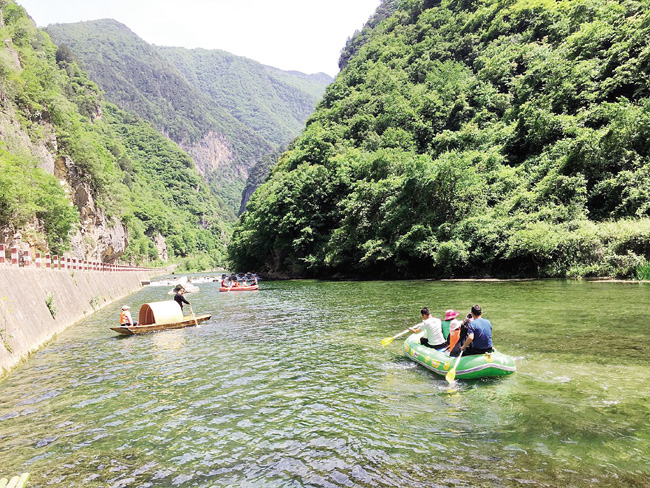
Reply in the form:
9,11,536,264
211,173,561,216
0,279,648,487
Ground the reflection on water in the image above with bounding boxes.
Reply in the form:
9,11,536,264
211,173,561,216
0,279,648,486
150,329,186,352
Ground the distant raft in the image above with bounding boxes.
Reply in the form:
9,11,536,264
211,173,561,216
219,284,259,292
404,332,516,379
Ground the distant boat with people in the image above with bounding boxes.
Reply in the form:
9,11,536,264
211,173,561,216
218,272,259,292
218,284,259,292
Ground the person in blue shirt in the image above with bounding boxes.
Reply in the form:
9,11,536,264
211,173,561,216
460,304,493,356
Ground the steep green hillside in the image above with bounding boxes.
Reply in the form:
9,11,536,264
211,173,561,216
103,104,233,266
0,1,229,266
230,0,650,279
45,20,332,214
338,0,402,71
239,148,286,215
157,47,332,147
45,19,275,213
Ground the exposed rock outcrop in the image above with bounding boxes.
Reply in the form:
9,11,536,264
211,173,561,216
55,156,129,262
154,232,168,261
3,38,21,70
181,130,235,175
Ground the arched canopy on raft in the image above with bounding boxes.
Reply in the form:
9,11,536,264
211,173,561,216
138,301,184,326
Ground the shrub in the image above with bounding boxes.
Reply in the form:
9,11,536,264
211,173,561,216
45,294,57,319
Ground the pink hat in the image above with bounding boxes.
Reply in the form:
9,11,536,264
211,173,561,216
444,309,460,321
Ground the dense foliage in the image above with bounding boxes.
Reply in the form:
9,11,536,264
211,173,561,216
239,148,286,214
0,148,77,254
230,0,650,279
103,105,232,266
46,21,261,147
339,0,402,70
0,1,229,266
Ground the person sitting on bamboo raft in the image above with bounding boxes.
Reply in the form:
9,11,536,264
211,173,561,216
409,307,447,350
459,304,493,356
119,305,137,327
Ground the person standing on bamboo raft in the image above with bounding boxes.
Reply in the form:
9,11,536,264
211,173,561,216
173,288,191,312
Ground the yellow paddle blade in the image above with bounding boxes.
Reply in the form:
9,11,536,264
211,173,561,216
16,474,30,488
381,328,413,347
445,368,457,383
445,351,463,383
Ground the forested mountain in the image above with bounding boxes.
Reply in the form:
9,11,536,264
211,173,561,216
338,0,402,70
230,0,650,280
0,1,230,268
45,20,332,213
157,47,332,148
45,19,274,213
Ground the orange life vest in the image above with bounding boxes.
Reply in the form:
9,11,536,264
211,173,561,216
449,328,461,351
120,310,131,325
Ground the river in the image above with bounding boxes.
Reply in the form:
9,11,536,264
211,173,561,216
0,278,648,487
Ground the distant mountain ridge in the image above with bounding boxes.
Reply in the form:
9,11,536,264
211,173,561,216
45,19,332,213
156,46,330,149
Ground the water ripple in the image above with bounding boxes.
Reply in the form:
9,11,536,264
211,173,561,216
0,279,648,486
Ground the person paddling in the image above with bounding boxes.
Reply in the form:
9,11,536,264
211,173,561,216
173,288,191,313
119,305,137,327
460,304,493,356
409,307,447,350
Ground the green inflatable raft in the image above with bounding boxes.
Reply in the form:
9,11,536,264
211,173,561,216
404,332,516,379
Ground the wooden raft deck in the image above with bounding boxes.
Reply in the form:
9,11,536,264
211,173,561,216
0,473,30,488
110,314,211,335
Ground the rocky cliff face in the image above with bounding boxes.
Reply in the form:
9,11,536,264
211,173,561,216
0,106,134,263
153,232,168,261
59,156,129,262
182,130,235,175
54,156,131,263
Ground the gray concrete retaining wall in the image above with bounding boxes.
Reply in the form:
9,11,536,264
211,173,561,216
0,266,164,376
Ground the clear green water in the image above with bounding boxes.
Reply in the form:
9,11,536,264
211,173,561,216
0,279,648,487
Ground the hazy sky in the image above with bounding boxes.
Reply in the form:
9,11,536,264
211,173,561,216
16,0,381,77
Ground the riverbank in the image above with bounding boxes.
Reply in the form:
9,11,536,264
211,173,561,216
0,266,166,377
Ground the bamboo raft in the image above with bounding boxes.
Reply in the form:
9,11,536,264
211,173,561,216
0,473,30,488
111,301,211,335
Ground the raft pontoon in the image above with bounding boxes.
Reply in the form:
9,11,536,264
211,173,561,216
404,332,516,379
